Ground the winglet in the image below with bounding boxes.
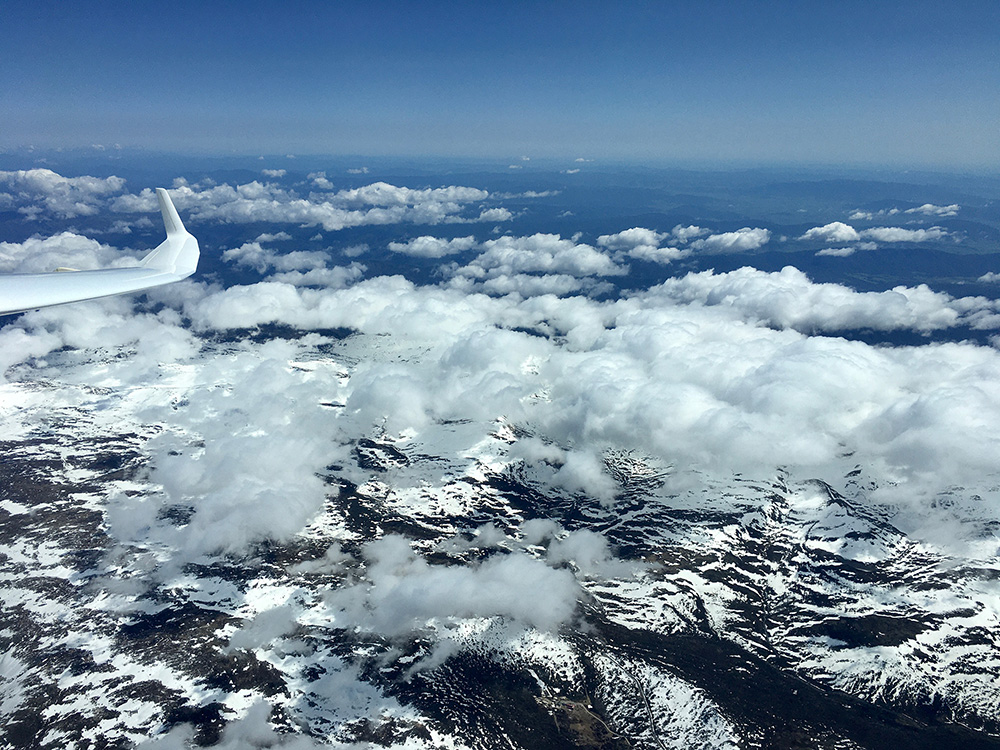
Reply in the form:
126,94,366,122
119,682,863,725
140,189,200,277
157,187,185,236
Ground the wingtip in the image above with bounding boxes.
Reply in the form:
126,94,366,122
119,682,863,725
141,189,200,276
156,188,186,236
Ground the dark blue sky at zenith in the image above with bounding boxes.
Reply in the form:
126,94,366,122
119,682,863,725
2,0,999,167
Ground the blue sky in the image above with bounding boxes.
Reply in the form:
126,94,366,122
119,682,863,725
3,0,998,167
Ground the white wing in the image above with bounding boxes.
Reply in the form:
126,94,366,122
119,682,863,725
0,188,199,316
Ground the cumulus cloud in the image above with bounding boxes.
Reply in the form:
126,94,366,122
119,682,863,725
690,227,771,253
626,245,688,264
334,182,487,208
850,204,959,221
648,265,995,334
324,535,580,637
0,168,126,218
388,236,477,258
815,241,878,258
111,180,505,232
270,264,366,288
906,203,960,217
800,222,860,243
307,171,333,189
470,272,589,297
261,169,286,178
161,269,1000,515
0,232,139,273
672,225,708,243
223,242,329,273
106,341,338,558
596,228,686,265
256,231,292,242
816,246,857,257
455,233,627,284
597,227,668,251
476,207,514,222
860,226,948,242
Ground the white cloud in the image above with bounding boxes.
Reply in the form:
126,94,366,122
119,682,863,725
307,171,333,189
475,272,589,297
816,246,856,257
271,264,366,288
223,242,329,273
800,222,860,243
334,182,487,207
861,226,948,242
324,535,580,637
647,265,994,334
627,245,688,264
690,227,771,252
138,269,998,519
455,234,627,284
476,207,513,222
0,168,126,218
849,204,958,221
111,180,502,231
671,225,708,243
105,340,339,558
261,169,286,178
849,207,901,221
0,232,138,273
256,231,292,242
388,236,477,258
596,228,686,265
816,241,878,258
597,227,668,251
905,203,960,217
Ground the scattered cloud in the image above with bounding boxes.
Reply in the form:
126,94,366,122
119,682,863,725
816,246,857,257
597,227,668,251
648,266,992,332
906,203,960,217
671,225,709,243
109,179,503,231
690,227,771,252
388,236,477,258
0,232,139,273
850,203,959,221
324,535,580,637
0,168,125,218
860,226,947,242
597,227,686,265
454,233,627,285
800,222,860,243
261,169,286,178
